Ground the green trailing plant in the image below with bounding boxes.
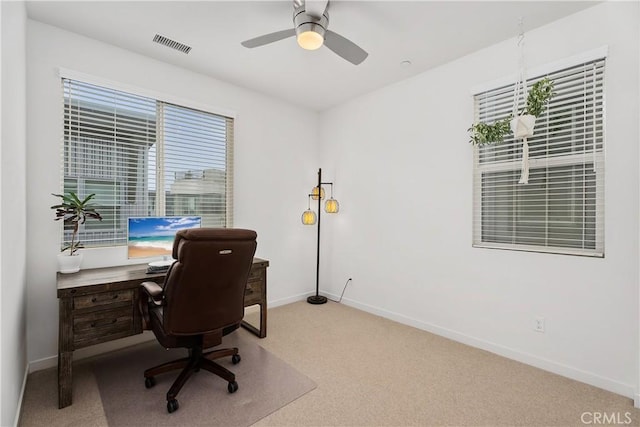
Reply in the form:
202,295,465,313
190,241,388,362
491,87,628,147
468,118,511,145
51,192,102,255
523,78,555,117
468,77,556,145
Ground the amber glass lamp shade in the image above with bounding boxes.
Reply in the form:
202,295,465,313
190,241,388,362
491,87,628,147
324,198,339,213
311,186,325,200
301,209,317,225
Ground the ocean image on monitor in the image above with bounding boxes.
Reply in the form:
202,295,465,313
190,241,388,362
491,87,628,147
127,216,201,259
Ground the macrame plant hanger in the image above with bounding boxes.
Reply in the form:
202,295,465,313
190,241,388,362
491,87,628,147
512,19,530,185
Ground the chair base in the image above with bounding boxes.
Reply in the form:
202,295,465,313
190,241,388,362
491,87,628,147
144,345,240,412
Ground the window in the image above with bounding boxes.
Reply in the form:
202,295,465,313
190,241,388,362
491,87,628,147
473,56,605,257
62,78,234,249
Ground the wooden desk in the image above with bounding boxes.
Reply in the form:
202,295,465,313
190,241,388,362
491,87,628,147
56,258,268,409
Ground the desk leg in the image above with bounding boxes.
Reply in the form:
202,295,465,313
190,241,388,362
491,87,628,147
58,351,72,408
258,301,267,338
241,302,267,338
258,270,267,337
58,297,74,408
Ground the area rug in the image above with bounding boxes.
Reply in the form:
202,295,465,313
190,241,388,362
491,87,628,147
92,333,316,426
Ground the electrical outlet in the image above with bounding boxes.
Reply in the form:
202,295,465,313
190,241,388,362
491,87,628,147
534,316,545,333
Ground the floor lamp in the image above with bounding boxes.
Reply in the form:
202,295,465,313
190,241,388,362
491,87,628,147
301,168,339,305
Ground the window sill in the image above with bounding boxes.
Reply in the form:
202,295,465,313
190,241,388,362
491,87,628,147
472,243,604,258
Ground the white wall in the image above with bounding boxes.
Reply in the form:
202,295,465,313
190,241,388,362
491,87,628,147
319,2,639,398
1,1,28,425
26,20,319,365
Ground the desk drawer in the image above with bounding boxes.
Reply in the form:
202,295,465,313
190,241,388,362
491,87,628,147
244,280,263,305
248,267,263,281
74,290,133,310
73,307,133,346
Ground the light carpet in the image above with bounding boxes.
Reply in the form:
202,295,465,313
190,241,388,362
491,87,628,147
91,333,316,426
18,302,640,426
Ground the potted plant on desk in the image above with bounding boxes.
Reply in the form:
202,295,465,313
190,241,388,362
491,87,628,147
51,192,102,273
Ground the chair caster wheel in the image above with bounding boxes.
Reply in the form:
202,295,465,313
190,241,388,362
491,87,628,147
167,399,179,413
228,381,239,393
145,377,155,389
231,354,241,364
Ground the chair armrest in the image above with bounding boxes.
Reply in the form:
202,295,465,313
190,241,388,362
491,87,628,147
138,281,164,330
141,281,164,305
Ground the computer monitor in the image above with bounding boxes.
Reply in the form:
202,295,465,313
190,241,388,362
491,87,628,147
127,216,202,260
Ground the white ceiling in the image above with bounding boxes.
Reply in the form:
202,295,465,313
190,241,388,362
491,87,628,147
26,1,597,111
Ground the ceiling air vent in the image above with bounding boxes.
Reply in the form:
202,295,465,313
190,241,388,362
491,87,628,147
153,34,192,54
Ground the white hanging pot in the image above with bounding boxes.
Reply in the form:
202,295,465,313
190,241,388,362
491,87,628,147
510,114,536,139
57,252,83,274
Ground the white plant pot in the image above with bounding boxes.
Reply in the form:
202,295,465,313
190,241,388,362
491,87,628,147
510,114,536,139
57,252,83,274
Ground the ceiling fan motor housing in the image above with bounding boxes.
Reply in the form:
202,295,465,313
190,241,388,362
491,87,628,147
294,5,329,40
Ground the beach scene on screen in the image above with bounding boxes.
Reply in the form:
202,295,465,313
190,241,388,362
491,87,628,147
128,216,201,259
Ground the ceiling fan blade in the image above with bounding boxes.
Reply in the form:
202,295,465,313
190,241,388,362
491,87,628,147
324,30,368,65
241,29,296,48
305,0,329,19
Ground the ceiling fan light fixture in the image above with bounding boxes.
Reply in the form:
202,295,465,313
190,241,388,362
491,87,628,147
241,1,368,65
296,23,325,50
297,30,324,50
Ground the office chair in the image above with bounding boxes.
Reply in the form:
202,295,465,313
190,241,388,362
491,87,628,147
139,228,257,413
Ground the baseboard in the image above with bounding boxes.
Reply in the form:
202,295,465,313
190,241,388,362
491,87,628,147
634,392,640,408
29,331,156,373
268,291,314,308
326,292,636,399
13,363,29,427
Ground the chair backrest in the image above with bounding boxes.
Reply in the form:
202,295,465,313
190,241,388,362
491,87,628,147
161,228,257,336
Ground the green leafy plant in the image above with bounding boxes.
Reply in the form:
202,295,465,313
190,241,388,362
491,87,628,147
523,78,555,117
469,77,556,145
468,117,512,145
51,192,102,255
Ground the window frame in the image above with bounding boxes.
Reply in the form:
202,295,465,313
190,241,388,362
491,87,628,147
59,69,236,250
471,49,606,258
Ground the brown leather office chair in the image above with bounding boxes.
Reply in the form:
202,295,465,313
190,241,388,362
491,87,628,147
139,228,257,413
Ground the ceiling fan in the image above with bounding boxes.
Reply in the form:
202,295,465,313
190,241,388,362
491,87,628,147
241,0,368,65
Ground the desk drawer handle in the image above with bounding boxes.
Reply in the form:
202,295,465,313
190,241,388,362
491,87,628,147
90,319,117,328
91,294,118,303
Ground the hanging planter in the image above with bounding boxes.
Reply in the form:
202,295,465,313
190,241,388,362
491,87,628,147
510,77,555,138
511,77,555,184
468,21,555,184
510,114,536,139
468,78,554,145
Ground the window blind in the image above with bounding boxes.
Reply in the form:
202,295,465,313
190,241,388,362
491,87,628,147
472,58,605,257
62,79,233,249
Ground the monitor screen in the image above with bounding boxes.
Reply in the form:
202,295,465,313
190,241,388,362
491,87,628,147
127,216,202,259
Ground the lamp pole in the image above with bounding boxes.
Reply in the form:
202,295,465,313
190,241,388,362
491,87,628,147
307,168,328,304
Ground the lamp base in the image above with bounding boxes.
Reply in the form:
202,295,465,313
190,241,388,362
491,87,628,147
307,295,328,305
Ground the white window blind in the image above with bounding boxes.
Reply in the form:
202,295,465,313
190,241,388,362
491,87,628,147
472,57,605,257
62,79,234,249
